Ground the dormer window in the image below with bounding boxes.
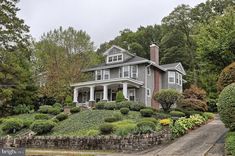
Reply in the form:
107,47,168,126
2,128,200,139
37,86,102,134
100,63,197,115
107,54,123,64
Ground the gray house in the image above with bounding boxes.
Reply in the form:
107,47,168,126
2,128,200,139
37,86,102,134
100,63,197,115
71,44,186,109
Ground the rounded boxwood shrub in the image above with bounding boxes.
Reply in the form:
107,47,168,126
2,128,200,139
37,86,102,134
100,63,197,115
170,111,185,117
2,118,23,133
129,102,145,111
70,107,80,114
218,83,235,131
104,117,117,123
39,105,52,114
120,107,129,115
34,114,50,120
30,120,56,134
95,102,106,109
140,108,153,117
217,62,235,92
99,123,114,135
153,112,171,119
104,102,116,110
53,103,62,109
48,107,61,115
140,118,158,125
56,113,68,121
135,121,156,134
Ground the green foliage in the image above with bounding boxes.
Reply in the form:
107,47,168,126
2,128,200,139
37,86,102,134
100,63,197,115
225,131,235,156
178,98,208,112
95,102,106,110
155,89,181,112
104,102,116,110
22,119,33,128
134,121,156,134
55,113,68,121
112,120,136,136
116,91,126,102
154,112,171,119
183,85,207,100
30,120,56,134
170,111,185,117
47,107,61,115
13,104,31,115
207,99,218,112
202,112,214,120
129,102,145,111
140,109,154,117
140,118,159,125
116,101,133,109
170,114,206,138
53,103,62,109
104,117,118,123
2,118,24,134
99,123,114,135
218,83,235,131
65,95,73,106
70,107,81,114
120,108,129,115
34,114,50,120
39,105,53,114
85,130,100,137
217,62,235,92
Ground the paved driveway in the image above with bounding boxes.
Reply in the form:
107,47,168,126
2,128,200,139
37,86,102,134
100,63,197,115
109,115,227,156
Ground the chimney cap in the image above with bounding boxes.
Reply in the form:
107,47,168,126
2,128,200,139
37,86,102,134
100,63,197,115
150,43,158,48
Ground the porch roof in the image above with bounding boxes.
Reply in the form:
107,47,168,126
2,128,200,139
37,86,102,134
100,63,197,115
70,78,144,88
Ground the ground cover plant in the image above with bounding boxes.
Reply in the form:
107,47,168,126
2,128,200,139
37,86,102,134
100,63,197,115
225,131,235,156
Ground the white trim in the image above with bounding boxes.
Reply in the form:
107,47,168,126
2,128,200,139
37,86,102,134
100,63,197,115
71,78,144,88
102,69,110,80
179,74,182,86
176,72,179,85
103,45,135,56
168,71,175,84
106,53,123,64
131,65,138,79
95,70,102,80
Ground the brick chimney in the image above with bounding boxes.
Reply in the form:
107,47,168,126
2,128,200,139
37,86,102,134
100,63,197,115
150,44,159,65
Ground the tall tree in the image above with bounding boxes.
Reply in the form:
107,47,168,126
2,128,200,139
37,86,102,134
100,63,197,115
0,0,36,116
35,27,101,103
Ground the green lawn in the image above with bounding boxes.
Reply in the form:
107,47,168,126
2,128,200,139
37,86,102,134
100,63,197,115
52,110,142,136
225,131,235,156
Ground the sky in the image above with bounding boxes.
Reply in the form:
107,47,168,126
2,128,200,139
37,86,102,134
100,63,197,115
17,0,206,48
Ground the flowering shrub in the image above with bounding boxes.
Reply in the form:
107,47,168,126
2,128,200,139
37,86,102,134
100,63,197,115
160,119,171,126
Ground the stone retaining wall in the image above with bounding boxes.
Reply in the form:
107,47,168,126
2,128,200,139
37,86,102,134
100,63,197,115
0,129,171,151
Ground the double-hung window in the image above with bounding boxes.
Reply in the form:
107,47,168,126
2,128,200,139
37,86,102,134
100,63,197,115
96,70,102,80
131,65,138,79
176,72,179,84
168,71,175,83
103,69,110,80
123,66,130,78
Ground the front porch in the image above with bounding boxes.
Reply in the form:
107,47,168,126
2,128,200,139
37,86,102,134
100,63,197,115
71,78,144,106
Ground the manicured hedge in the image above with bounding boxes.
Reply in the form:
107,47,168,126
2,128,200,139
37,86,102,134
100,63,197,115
170,111,185,117
134,121,156,134
2,118,24,134
70,107,80,114
99,123,114,134
30,120,56,134
140,109,153,117
120,107,129,115
218,83,235,131
56,113,68,121
34,114,50,120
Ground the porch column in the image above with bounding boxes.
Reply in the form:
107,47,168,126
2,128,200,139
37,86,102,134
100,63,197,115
89,86,95,101
122,82,128,99
103,84,108,101
73,87,78,103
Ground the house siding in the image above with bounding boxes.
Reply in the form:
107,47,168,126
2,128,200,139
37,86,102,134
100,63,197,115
162,71,183,93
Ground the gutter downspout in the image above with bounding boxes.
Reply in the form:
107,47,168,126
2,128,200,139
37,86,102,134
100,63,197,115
145,62,153,106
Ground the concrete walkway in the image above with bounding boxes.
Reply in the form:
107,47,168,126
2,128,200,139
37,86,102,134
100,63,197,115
109,115,227,156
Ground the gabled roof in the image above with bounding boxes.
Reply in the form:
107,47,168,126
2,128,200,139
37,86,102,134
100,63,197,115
103,45,135,56
161,62,186,75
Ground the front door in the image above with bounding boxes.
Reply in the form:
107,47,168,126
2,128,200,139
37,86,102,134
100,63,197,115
128,89,135,101
95,91,103,102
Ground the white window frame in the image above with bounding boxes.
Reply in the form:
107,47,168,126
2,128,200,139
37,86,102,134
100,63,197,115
168,71,175,84
128,89,136,101
95,70,102,80
176,72,179,85
147,66,151,76
106,53,123,64
179,74,182,86
147,88,151,97
131,65,138,79
102,69,110,80
123,66,130,78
